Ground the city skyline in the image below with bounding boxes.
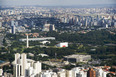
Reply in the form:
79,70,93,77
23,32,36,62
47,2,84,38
0,0,116,77
0,0,116,6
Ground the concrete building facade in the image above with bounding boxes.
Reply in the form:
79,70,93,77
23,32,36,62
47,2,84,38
13,53,41,77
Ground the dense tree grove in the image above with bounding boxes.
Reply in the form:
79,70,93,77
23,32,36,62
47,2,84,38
46,30,116,45
24,47,75,58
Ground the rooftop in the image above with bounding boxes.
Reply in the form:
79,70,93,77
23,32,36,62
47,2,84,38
64,54,91,58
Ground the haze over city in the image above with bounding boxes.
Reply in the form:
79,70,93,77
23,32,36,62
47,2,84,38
0,0,116,6
0,0,116,77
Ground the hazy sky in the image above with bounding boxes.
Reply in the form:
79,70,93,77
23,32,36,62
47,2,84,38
0,0,116,6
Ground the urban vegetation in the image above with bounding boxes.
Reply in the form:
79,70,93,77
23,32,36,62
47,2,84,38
0,30,116,67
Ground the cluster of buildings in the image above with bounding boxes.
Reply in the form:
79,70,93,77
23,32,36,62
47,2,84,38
0,53,112,77
9,20,30,34
4,19,56,34
1,17,56,34
0,6,115,16
39,67,109,77
42,23,55,32
1,53,114,77
0,6,116,77
0,53,41,77
0,6,115,34
59,15,116,29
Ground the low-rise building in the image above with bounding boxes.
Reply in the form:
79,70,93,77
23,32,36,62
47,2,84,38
40,70,57,77
41,41,50,44
64,54,91,63
56,42,68,47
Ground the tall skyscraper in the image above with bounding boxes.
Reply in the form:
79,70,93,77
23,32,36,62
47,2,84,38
87,68,96,77
11,25,16,34
11,20,16,34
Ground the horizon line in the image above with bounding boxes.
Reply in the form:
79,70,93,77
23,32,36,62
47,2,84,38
0,3,116,6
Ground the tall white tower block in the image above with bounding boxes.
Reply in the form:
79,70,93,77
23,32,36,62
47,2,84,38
13,53,41,77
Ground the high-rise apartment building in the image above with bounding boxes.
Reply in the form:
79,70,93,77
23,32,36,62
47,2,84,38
11,20,19,34
11,25,16,34
13,53,41,77
11,20,16,34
